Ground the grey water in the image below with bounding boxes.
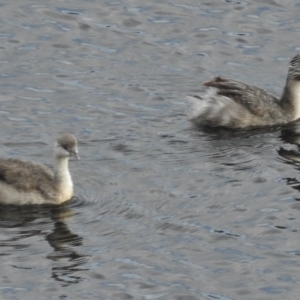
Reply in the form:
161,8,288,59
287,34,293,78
0,0,300,299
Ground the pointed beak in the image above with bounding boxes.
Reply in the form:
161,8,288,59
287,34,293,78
71,149,80,160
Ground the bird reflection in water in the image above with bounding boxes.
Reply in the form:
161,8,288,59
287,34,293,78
279,122,300,163
0,200,88,286
278,122,300,194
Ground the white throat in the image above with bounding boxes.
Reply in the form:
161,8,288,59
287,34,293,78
291,80,300,120
54,156,73,201
54,157,71,181
53,156,74,203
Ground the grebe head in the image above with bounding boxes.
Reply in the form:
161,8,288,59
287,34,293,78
54,134,80,160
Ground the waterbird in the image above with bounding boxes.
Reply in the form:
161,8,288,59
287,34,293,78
187,54,300,128
0,134,79,205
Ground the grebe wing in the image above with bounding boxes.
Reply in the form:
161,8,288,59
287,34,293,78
204,76,278,117
0,158,53,191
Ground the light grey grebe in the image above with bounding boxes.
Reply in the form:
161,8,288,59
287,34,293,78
187,54,300,129
0,134,79,205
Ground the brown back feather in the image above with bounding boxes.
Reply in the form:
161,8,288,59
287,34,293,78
204,76,279,117
0,158,57,199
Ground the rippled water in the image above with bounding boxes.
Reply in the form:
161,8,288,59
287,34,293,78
1,0,300,299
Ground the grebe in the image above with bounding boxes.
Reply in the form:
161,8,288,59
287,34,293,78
0,134,79,205
187,54,300,128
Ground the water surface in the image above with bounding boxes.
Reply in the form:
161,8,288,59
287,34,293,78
0,1,300,299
